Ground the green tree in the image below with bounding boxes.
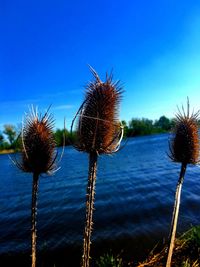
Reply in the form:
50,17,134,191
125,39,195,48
3,124,17,146
0,133,4,145
128,118,154,136
54,129,64,147
0,132,6,150
155,115,172,131
54,128,73,147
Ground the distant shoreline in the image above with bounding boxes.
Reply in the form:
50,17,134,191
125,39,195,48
0,149,15,155
0,133,169,155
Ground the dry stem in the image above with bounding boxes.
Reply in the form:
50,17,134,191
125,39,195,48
82,152,98,267
31,173,39,267
166,163,187,267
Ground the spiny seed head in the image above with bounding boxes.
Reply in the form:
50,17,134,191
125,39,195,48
72,67,123,154
18,107,57,174
169,100,200,165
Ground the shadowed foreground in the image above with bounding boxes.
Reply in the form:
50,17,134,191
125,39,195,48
0,235,161,267
138,226,200,267
1,226,199,267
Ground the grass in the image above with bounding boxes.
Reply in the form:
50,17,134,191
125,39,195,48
137,226,200,267
96,252,123,267
96,226,200,267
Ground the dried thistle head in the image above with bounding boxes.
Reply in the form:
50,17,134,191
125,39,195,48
169,100,200,165
17,107,57,175
72,67,123,154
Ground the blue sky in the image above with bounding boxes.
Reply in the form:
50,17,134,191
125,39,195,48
1,0,200,130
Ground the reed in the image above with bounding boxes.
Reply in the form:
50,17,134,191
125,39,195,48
166,99,200,267
71,67,123,267
14,107,57,267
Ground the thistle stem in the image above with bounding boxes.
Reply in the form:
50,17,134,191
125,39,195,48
82,151,98,267
166,163,187,267
31,173,39,267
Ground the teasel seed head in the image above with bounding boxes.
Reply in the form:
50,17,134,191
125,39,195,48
169,99,200,165
72,66,123,154
17,107,57,175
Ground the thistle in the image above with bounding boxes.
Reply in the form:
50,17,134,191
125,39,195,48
71,66,123,267
14,107,57,267
166,99,199,267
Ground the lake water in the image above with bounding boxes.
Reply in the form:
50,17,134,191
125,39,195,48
0,134,200,259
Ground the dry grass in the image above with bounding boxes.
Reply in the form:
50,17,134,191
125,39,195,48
0,149,15,154
137,226,200,267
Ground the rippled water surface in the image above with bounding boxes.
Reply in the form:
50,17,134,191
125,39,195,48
1,134,200,254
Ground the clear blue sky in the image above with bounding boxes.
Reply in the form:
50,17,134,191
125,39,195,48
1,0,200,130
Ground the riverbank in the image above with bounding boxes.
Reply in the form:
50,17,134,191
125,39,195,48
0,149,15,154
0,225,199,267
0,236,154,267
0,132,168,155
138,225,200,267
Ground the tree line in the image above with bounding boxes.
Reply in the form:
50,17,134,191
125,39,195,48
0,115,180,152
122,115,176,137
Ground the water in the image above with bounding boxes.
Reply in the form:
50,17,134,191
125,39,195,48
0,134,200,255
